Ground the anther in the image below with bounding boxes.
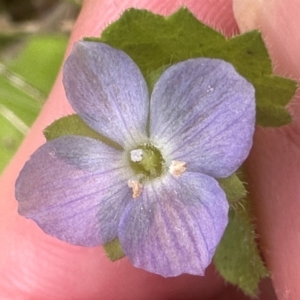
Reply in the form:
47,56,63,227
169,160,187,177
128,180,143,199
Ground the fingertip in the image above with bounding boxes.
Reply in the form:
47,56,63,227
234,0,300,299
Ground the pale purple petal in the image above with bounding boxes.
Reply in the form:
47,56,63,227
15,136,133,246
150,58,255,178
63,41,149,148
118,172,229,277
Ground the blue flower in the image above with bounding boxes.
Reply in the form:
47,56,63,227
15,41,255,277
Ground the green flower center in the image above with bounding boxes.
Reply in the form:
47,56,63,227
129,143,165,179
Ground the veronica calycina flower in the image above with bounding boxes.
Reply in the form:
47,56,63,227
15,41,255,277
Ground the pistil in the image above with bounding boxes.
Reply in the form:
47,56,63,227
129,143,164,179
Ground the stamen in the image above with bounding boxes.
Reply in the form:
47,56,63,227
128,180,143,199
169,160,187,177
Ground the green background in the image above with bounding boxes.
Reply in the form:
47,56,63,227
0,0,81,174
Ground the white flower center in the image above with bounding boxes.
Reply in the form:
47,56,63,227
130,149,143,162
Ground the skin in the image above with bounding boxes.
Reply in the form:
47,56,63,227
0,0,297,299
233,1,300,299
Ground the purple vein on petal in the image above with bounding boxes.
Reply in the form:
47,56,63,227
15,135,134,246
181,101,254,168
149,58,255,178
63,41,150,148
118,172,228,277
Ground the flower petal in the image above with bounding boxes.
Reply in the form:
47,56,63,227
15,136,133,246
63,41,149,148
118,172,229,277
150,58,255,178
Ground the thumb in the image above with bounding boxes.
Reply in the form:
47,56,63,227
233,0,300,299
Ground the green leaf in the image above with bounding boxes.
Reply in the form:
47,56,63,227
0,34,68,174
214,198,269,296
256,105,292,127
103,238,125,261
85,7,296,126
44,114,101,141
218,173,247,204
254,75,297,107
43,114,122,150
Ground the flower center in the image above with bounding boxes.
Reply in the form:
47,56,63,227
129,143,165,179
